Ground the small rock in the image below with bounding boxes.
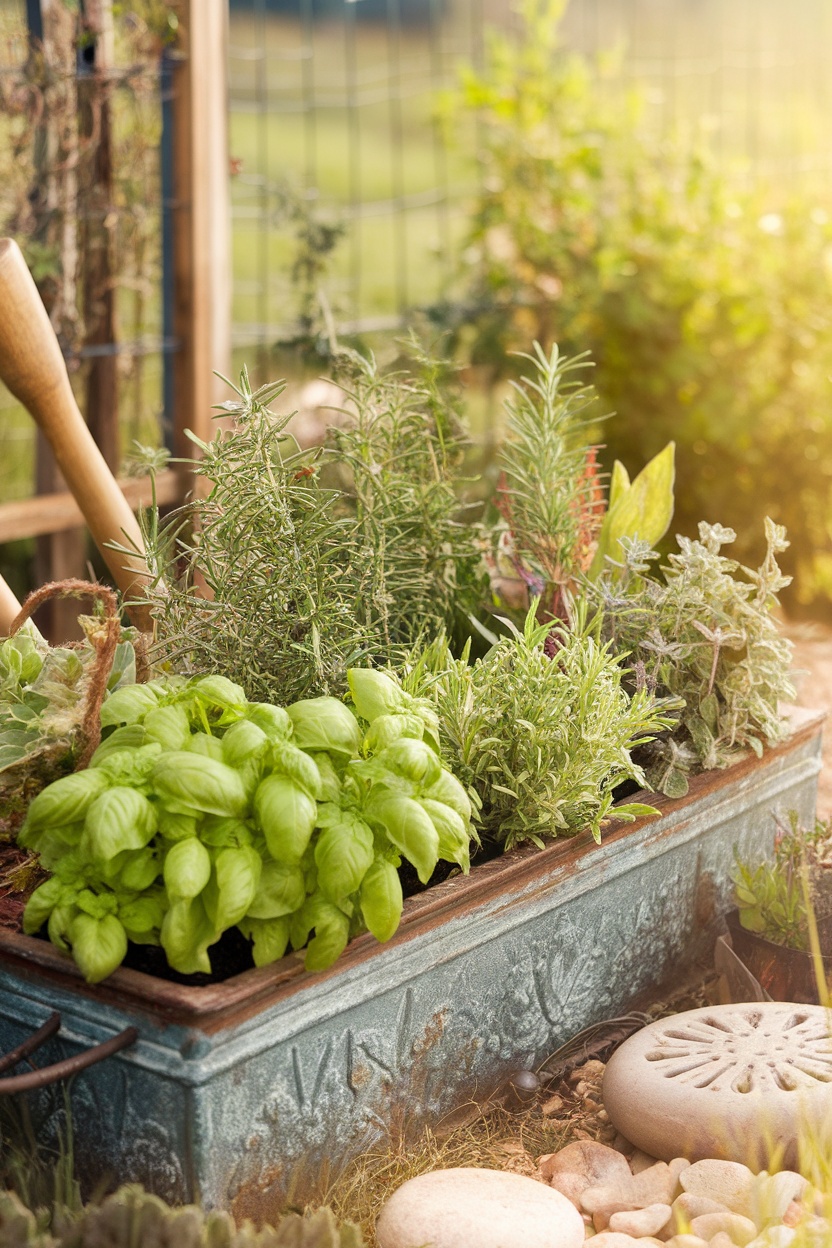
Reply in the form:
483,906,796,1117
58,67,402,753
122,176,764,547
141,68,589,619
662,1237,709,1248
707,1235,736,1248
590,1235,659,1248
671,1192,726,1227
689,1212,758,1245
631,1151,660,1175
572,1059,606,1082
582,1163,678,1222
540,1141,633,1210
375,1167,585,1248
609,1204,672,1238
749,1172,809,1228
781,1201,803,1229
680,1160,755,1216
542,1094,564,1116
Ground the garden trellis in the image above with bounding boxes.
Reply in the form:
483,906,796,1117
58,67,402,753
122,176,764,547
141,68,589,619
2,0,832,634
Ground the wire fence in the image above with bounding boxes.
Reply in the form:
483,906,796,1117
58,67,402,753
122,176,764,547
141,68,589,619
227,0,832,379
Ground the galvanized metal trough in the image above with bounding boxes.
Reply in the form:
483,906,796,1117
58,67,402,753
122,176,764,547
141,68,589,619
0,708,823,1219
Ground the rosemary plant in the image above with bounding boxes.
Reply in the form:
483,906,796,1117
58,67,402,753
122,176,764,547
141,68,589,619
139,356,487,704
140,374,374,703
587,519,795,796
402,603,677,848
325,345,486,653
495,342,605,608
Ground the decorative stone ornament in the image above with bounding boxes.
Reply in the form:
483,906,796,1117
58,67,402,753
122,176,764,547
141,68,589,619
602,1003,832,1168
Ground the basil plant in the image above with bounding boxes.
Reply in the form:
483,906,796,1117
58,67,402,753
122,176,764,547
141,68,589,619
18,670,474,983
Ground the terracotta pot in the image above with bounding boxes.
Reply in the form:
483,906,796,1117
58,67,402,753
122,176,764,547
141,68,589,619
0,708,823,1218
725,907,832,1005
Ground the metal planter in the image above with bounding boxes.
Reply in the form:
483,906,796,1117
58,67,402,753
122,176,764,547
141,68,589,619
0,709,823,1218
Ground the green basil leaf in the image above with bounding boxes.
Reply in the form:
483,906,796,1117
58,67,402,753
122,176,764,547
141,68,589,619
375,739,442,788
314,817,374,902
100,684,159,728
286,696,362,757
184,733,226,763
119,892,165,944
47,903,78,951
204,845,262,929
365,794,439,886
23,769,111,833
245,702,292,742
308,752,342,803
157,810,199,842
82,787,158,862
422,770,473,823
190,674,248,719
238,916,291,967
164,838,212,900
68,913,128,983
22,876,68,934
200,815,253,849
420,798,471,871
303,898,351,972
152,752,249,817
119,848,162,892
160,897,216,975
359,857,403,943
254,775,317,864
271,742,323,800
143,704,191,752
93,744,162,791
89,723,148,764
246,861,306,919
362,713,424,755
222,719,269,769
347,669,408,723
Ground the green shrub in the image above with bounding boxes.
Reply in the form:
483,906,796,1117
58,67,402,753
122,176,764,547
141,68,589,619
441,0,832,610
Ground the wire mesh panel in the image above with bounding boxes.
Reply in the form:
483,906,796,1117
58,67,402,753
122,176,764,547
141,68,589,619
228,0,832,378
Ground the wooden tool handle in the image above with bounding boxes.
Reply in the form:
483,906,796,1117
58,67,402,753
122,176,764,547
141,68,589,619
0,571,22,637
0,239,152,632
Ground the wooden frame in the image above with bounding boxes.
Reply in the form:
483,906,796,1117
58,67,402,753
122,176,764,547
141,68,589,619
0,1,229,572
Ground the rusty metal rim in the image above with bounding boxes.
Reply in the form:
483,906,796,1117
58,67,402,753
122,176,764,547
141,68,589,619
0,708,823,1032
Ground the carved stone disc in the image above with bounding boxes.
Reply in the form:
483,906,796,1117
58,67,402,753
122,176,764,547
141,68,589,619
602,1003,832,1168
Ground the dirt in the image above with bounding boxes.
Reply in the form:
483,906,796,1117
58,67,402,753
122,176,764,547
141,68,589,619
785,619,832,819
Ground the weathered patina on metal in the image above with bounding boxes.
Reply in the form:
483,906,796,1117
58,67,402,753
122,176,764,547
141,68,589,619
0,708,823,1216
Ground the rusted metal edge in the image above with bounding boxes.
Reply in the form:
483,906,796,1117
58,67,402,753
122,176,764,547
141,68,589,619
0,707,823,1031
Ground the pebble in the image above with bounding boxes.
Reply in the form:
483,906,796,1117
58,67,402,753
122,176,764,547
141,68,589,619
374,1167,585,1248
582,1161,680,1221
589,1236,663,1248
680,1160,755,1216
671,1191,727,1225
781,1201,803,1229
630,1151,660,1175
708,1235,737,1248
662,1237,709,1248
689,1212,758,1245
608,1203,672,1238
539,1141,632,1209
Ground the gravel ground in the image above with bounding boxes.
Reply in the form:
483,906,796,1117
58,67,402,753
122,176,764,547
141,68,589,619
785,620,832,819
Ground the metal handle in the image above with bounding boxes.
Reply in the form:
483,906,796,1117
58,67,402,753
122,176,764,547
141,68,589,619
0,1012,138,1094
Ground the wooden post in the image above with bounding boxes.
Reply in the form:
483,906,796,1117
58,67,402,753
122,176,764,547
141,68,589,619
171,0,232,458
78,0,120,473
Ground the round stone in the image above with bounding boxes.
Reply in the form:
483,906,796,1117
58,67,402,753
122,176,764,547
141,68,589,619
375,1167,586,1248
602,1003,832,1169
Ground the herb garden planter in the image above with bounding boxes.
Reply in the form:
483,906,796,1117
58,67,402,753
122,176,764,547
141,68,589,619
725,907,832,1005
0,708,823,1218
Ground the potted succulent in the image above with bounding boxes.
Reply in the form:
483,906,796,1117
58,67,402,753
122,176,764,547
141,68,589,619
729,814,832,1003
0,344,821,1215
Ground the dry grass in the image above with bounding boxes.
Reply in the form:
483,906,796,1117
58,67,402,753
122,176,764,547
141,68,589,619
318,971,721,1245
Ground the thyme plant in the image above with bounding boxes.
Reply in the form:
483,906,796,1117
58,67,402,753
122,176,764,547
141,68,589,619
588,520,795,796
402,604,677,848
